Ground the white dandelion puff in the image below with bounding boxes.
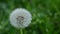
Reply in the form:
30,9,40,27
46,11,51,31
9,8,32,29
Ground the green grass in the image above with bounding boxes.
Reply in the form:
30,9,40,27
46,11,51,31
0,0,60,34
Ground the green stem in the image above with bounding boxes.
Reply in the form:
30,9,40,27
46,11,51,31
20,29,23,34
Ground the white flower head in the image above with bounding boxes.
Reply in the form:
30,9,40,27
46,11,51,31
9,8,32,29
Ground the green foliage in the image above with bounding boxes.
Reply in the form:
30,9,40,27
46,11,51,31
0,0,60,34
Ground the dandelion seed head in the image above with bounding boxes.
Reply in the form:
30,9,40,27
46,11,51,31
9,8,32,29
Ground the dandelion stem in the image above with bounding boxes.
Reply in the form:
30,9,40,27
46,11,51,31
20,29,23,34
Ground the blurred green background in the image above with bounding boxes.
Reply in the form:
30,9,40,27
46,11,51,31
0,0,60,34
